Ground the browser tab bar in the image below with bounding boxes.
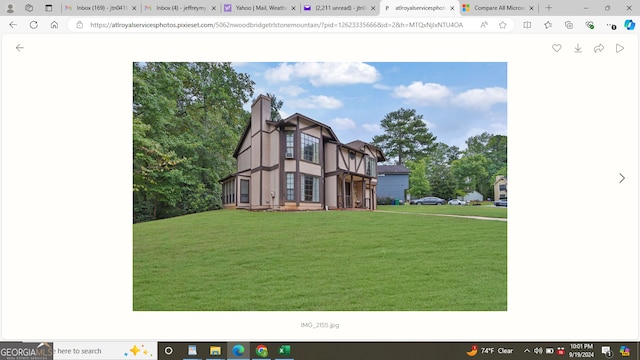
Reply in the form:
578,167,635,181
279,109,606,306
458,0,639,15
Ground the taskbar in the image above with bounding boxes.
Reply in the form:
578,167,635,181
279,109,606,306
0,342,638,360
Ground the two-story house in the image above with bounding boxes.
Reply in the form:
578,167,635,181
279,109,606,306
494,175,507,200
220,95,385,211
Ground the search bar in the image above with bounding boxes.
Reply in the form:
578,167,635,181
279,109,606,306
68,17,515,32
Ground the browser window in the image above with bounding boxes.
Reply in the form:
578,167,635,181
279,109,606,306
1,0,638,358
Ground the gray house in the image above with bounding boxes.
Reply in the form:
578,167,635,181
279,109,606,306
376,165,410,201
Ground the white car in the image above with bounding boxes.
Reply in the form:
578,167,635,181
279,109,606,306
448,199,467,205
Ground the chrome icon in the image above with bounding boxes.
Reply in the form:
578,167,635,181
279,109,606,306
255,344,268,358
231,345,245,357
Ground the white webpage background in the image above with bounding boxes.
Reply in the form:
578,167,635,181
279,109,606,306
1,33,638,340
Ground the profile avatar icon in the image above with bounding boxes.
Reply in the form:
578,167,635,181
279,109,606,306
7,3,14,13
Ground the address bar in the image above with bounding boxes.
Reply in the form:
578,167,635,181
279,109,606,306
68,17,514,32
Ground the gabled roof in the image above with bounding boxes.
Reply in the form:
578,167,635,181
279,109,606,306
377,164,410,174
231,96,384,161
344,140,386,162
278,113,339,142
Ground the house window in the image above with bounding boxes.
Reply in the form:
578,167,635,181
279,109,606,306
499,184,507,191
301,174,320,202
285,131,294,158
301,133,319,163
240,179,249,203
286,173,295,201
365,156,377,177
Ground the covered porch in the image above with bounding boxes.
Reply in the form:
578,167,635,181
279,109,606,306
336,173,377,210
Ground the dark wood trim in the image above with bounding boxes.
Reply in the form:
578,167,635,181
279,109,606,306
299,123,319,132
279,128,285,206
237,167,251,174
259,98,263,206
324,170,345,177
319,127,325,208
251,164,279,173
236,146,250,157
338,146,348,171
295,116,300,206
356,152,364,173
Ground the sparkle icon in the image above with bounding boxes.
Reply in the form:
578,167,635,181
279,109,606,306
130,345,140,356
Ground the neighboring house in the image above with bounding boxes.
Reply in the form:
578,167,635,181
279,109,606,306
463,190,484,202
220,95,385,211
494,175,507,200
376,165,409,201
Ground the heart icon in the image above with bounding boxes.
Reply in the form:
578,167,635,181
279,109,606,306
552,44,562,52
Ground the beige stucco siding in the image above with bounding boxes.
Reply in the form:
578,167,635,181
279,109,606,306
299,161,322,176
237,135,251,170
284,160,296,173
325,143,337,172
325,175,337,208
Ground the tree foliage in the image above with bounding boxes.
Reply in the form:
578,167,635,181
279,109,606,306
460,133,507,198
266,92,284,121
133,62,254,222
371,108,436,166
451,154,490,195
406,159,431,198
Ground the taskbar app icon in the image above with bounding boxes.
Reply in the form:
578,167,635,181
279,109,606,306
228,342,250,359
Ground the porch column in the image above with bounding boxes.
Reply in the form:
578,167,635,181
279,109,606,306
341,175,346,209
362,179,366,209
350,174,354,208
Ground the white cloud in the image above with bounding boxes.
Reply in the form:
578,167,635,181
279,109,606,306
362,123,382,133
289,95,343,109
278,85,306,97
423,120,436,129
279,110,290,119
454,87,507,110
264,63,295,83
372,83,392,90
264,62,380,86
393,82,451,105
330,117,356,130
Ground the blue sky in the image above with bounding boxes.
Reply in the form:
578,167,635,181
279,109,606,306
234,62,507,151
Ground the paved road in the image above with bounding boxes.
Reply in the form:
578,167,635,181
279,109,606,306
375,210,507,222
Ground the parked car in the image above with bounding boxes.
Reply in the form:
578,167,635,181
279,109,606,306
448,199,467,205
494,199,508,207
410,196,446,205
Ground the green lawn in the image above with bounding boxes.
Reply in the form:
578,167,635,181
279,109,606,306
133,209,507,311
378,204,508,218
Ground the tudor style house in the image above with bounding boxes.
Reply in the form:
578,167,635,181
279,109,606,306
220,94,385,211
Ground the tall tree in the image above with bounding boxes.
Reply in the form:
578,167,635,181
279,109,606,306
266,92,284,121
371,108,436,165
133,62,254,222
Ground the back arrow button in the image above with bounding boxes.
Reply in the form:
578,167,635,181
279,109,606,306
9,21,16,28
16,44,24,52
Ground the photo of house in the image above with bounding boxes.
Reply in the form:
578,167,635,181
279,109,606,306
133,62,507,312
220,94,385,211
